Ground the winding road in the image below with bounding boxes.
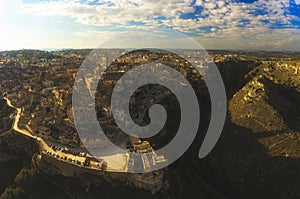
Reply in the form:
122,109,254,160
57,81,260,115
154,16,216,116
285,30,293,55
4,97,54,153
5,98,36,139
3,97,128,172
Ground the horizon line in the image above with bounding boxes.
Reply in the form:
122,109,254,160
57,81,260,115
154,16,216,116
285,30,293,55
1,48,300,53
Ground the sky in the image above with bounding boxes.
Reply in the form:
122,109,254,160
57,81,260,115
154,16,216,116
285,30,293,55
0,0,300,51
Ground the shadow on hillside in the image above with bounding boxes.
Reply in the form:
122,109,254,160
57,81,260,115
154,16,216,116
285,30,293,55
261,79,300,131
182,113,300,199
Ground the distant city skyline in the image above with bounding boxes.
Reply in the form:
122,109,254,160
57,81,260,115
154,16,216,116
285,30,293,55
0,0,300,51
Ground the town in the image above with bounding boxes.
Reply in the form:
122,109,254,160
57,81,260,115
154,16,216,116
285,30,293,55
0,49,299,196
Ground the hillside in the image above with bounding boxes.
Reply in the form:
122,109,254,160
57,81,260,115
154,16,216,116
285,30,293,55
0,50,299,198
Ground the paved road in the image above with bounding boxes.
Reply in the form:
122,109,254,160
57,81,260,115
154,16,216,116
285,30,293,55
4,97,128,172
4,97,54,153
5,98,36,139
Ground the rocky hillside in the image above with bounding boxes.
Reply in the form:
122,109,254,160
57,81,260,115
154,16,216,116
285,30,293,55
0,99,14,134
229,61,300,157
194,60,300,198
0,50,299,198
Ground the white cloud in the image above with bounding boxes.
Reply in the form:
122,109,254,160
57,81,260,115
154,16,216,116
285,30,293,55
22,0,299,30
19,0,300,50
194,27,300,51
22,0,194,26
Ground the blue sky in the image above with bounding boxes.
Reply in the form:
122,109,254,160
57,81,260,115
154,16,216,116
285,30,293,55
0,0,300,50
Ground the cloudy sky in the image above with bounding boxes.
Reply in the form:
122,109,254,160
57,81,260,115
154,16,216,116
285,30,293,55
0,0,300,50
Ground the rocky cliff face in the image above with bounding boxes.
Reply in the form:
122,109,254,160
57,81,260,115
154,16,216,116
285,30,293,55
32,152,169,196
229,61,300,156
194,60,300,198
0,53,299,198
0,125,40,198
0,99,14,134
